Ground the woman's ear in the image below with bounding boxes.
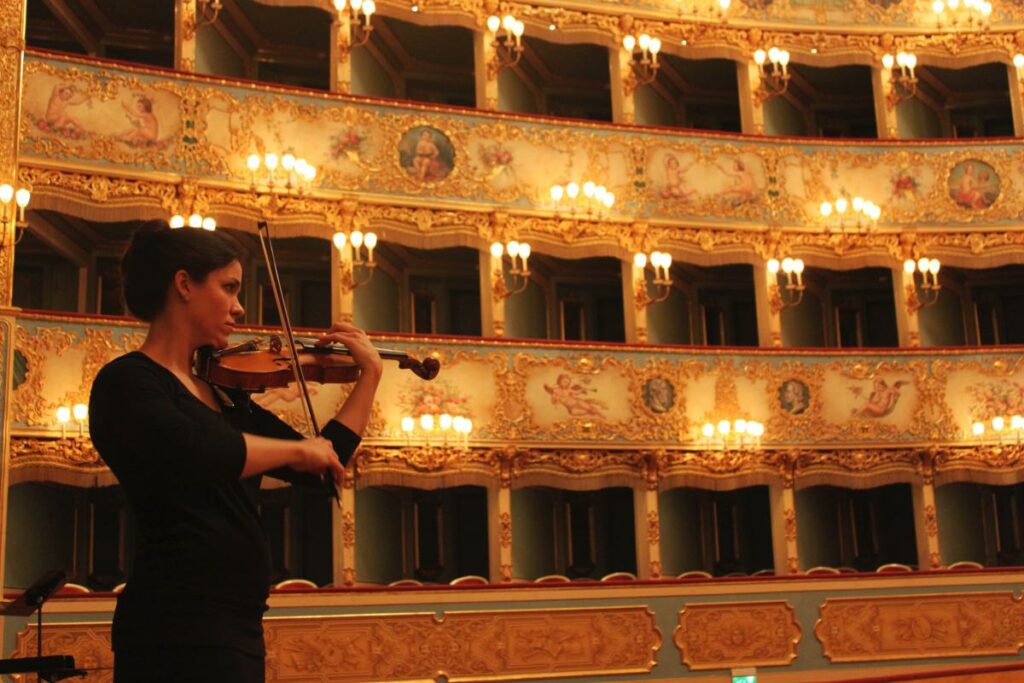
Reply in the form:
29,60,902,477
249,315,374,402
172,269,192,303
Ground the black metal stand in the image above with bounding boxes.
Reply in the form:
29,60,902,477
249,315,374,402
0,570,87,682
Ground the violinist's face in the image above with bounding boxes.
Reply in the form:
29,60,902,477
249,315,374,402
188,260,245,349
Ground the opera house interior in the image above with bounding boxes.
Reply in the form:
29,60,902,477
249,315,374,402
4,0,1024,680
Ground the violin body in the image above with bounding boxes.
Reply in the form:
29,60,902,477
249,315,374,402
196,335,440,392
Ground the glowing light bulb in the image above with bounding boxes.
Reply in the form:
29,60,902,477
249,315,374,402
350,230,364,248
73,403,88,421
420,414,434,430
56,406,71,424
767,258,780,274
169,215,185,229
490,242,504,258
333,232,347,249
634,253,648,269
401,416,415,432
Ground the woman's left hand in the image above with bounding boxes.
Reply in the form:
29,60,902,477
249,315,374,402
317,321,383,375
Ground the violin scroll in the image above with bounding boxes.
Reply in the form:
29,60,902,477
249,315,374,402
399,356,441,381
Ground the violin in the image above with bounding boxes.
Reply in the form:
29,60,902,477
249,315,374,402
197,335,440,392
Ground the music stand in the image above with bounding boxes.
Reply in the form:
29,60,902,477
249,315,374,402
0,570,86,682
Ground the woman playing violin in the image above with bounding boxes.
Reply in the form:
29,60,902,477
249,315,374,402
88,219,382,683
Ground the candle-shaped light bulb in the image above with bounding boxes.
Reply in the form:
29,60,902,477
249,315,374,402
420,414,434,430
820,201,833,217
333,232,347,250
883,53,895,70
189,214,203,229
917,257,929,274
702,423,715,437
56,406,71,424
264,153,279,170
350,230,364,248
14,188,30,210
782,257,794,273
904,259,916,274
518,242,531,264
281,153,295,171
364,232,377,250
439,413,453,431
928,258,940,275
793,259,805,275
623,35,636,52
638,34,651,52
767,258,780,274
502,14,515,31
550,185,564,202
566,182,579,199
993,416,1005,431
401,416,415,432
753,49,766,66
247,154,260,171
634,252,648,269
972,421,985,436
507,240,520,258
835,198,848,213
202,217,216,231
73,403,88,421
490,242,504,258
0,184,12,205
487,15,501,33
363,0,375,16
717,419,731,435
170,215,185,229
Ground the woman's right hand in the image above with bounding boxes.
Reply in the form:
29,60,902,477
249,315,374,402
293,437,344,485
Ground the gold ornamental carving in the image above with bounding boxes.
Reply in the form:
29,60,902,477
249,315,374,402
265,606,662,681
674,601,801,671
11,622,113,683
341,510,356,549
646,510,660,545
816,592,1024,663
784,507,797,543
499,511,512,548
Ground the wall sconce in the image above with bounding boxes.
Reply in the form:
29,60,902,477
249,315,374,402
970,414,1022,443
699,418,764,450
491,240,531,298
622,33,661,93
819,196,881,233
550,181,615,219
56,403,88,439
486,14,524,77
767,257,805,312
633,251,673,308
400,413,472,448
246,153,317,194
753,47,790,103
0,183,30,249
904,257,941,313
333,230,378,290
933,0,992,29
882,52,918,107
196,0,223,28
169,213,216,231
334,0,376,47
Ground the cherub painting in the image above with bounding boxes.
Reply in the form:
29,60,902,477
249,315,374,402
399,126,454,182
717,158,757,205
36,83,90,138
850,378,907,418
119,95,159,146
660,154,697,200
949,160,1000,210
543,373,607,418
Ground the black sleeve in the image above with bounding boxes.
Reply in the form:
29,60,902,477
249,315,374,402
246,399,362,488
89,361,246,484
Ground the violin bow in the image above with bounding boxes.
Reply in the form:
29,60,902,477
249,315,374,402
256,220,341,502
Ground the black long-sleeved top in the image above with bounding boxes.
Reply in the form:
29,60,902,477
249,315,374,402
88,351,360,656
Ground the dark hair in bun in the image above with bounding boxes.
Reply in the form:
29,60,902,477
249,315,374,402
121,219,240,321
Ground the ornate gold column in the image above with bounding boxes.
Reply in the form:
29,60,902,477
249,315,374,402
737,61,765,134
0,0,28,609
1008,64,1024,137
753,261,783,347
474,29,498,110
769,482,799,575
610,47,635,124
872,65,899,139
624,259,645,343
488,458,513,582
634,454,661,579
175,0,198,72
334,465,358,585
892,264,921,348
330,13,353,94
332,238,356,324
912,454,942,570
